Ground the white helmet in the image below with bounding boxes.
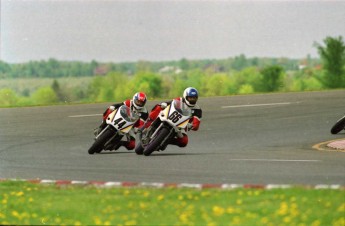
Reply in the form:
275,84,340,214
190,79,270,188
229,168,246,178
183,87,198,107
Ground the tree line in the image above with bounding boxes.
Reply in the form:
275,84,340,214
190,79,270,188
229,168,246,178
0,55,317,79
0,36,344,107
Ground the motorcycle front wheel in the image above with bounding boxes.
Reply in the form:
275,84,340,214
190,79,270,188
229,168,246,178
88,129,113,154
331,115,345,134
143,127,170,156
135,142,144,155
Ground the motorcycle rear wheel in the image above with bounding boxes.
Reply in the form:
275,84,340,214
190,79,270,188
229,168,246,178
143,127,170,156
331,115,345,134
88,129,113,154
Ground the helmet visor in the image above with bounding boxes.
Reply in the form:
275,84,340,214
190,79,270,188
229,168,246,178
186,96,197,105
134,99,145,107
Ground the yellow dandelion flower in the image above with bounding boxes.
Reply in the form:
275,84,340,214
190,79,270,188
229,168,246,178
276,202,288,216
201,191,210,197
12,211,20,218
261,217,269,224
143,191,150,197
226,207,236,214
333,217,345,226
74,221,82,226
93,216,102,225
337,203,345,212
179,213,189,223
139,202,148,209
212,206,225,216
104,221,111,225
311,220,321,226
125,220,137,225
16,191,24,197
283,216,291,223
0,213,5,219
178,195,184,200
157,195,164,201
2,199,7,205
231,216,241,225
236,199,242,205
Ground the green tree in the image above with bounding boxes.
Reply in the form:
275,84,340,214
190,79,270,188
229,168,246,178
231,54,248,71
31,86,58,105
315,36,345,88
259,65,284,92
0,88,18,106
179,58,190,70
0,61,11,78
51,79,65,101
129,72,162,98
204,73,231,96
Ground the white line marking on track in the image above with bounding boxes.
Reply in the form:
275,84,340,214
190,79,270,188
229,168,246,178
68,113,102,118
228,159,320,162
221,102,298,108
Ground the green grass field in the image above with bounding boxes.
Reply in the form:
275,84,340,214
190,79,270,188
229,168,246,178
1,181,344,226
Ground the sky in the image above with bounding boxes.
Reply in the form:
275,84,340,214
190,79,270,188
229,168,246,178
1,0,345,63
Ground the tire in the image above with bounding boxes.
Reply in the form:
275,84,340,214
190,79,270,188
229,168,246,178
88,129,114,154
331,116,345,134
135,142,144,155
143,127,171,156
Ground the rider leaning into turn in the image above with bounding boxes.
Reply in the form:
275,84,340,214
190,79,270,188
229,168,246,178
141,87,202,148
94,92,148,150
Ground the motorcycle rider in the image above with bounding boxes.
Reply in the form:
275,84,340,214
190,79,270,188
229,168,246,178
140,87,202,148
94,92,148,150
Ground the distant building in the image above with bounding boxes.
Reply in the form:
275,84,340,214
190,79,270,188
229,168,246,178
158,66,182,74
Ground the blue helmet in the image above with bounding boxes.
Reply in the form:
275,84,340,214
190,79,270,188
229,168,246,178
183,87,198,107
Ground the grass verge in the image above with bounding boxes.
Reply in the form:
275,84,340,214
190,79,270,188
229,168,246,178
0,181,344,225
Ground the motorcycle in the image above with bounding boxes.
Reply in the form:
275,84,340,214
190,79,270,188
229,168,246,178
330,114,345,134
88,105,139,154
135,99,192,156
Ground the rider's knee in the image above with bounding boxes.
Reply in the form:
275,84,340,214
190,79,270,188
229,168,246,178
125,139,135,150
176,135,188,147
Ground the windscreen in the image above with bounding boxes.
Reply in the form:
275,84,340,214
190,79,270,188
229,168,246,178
173,99,192,116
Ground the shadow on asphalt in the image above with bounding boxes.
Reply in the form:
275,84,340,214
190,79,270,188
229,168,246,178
95,151,209,156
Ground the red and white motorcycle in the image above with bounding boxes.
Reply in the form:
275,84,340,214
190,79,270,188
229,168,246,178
88,105,139,154
135,99,192,156
331,114,345,134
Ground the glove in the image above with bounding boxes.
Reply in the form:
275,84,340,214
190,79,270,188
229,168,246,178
187,123,193,131
161,102,168,109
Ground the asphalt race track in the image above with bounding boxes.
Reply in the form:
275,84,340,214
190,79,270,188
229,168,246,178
1,90,344,185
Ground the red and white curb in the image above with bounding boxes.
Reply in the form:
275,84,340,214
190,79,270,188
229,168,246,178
1,178,344,190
